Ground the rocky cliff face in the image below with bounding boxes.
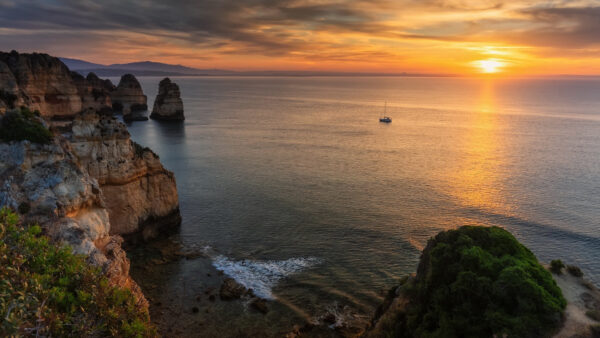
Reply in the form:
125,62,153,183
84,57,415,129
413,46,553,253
111,74,148,121
68,111,180,238
150,77,185,121
0,50,181,315
71,72,115,114
0,51,82,117
0,137,147,309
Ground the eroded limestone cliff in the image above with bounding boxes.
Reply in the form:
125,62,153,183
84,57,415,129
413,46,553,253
0,137,148,309
0,51,182,312
0,51,82,117
68,111,180,238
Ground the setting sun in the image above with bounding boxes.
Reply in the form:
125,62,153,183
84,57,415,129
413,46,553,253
476,59,505,74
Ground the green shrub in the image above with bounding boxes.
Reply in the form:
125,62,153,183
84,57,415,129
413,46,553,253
567,265,583,277
0,107,52,144
0,207,156,337
550,259,565,275
398,226,566,338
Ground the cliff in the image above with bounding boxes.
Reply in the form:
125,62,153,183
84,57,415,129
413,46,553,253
68,110,181,238
71,71,115,114
150,77,185,121
111,74,148,121
0,51,82,118
0,51,181,314
0,136,147,309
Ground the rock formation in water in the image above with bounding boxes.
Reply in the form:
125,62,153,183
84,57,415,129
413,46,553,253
68,110,181,238
0,51,82,118
111,74,148,121
150,77,184,121
71,72,115,115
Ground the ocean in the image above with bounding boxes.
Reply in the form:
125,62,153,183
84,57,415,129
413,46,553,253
119,76,600,336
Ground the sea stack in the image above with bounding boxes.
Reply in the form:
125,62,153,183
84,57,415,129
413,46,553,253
111,74,148,121
150,77,184,121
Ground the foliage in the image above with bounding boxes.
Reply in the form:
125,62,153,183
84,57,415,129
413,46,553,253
0,107,52,144
394,226,566,338
550,259,565,275
567,265,583,278
0,207,156,337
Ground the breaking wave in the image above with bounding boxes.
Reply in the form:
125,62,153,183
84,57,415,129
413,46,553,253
211,255,321,300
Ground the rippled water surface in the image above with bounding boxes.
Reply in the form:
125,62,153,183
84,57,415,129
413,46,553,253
121,76,600,336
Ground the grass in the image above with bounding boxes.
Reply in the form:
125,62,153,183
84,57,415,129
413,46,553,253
0,107,52,144
0,207,156,337
384,226,566,338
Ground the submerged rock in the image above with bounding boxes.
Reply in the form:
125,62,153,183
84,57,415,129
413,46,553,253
250,298,269,314
220,278,248,300
150,77,184,121
111,74,148,119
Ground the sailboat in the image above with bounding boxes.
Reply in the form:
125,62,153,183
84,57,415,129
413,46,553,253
379,102,392,123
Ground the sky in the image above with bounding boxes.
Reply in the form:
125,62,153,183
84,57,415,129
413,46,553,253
1,0,600,75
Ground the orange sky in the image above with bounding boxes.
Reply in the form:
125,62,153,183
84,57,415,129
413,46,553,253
1,0,600,75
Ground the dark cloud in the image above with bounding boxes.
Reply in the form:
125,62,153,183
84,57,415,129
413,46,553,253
0,0,389,55
514,6,600,48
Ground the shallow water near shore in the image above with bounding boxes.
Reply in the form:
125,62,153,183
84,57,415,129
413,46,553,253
121,76,600,336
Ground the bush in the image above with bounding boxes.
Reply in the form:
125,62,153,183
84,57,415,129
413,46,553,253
550,259,565,275
567,265,583,277
0,207,156,337
0,107,52,144
398,226,566,338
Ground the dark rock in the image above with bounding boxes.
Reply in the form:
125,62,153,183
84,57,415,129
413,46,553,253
250,298,269,314
192,307,199,313
219,278,247,300
150,77,184,121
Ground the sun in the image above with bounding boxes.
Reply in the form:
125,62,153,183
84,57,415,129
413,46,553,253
475,59,505,74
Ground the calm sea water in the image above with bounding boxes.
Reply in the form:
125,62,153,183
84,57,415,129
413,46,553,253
120,76,600,336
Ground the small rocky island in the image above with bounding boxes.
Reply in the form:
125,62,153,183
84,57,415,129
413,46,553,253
150,77,185,121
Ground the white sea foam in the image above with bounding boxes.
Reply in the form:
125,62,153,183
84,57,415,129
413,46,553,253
211,255,321,300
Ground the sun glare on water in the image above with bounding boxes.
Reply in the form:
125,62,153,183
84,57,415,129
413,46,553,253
475,59,505,74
